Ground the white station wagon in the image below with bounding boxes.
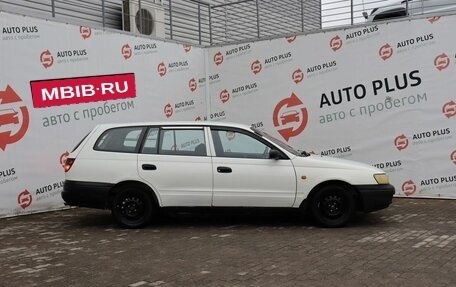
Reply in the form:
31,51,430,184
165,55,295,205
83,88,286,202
62,122,394,228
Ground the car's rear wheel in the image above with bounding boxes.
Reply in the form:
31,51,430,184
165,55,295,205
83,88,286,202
112,186,152,229
311,184,355,228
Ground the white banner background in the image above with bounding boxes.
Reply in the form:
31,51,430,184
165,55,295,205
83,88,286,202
1,11,455,218
207,15,456,199
0,11,206,217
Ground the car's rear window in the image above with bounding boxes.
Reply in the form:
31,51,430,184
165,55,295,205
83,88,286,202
94,126,145,153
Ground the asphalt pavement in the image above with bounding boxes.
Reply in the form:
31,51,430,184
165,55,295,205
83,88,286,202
1,198,455,287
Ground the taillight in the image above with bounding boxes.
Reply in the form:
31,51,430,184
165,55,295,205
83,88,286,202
64,158,75,172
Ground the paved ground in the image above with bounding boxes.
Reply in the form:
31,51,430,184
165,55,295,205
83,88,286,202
1,198,455,287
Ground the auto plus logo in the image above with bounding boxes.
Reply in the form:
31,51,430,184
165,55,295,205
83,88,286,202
345,26,379,45
442,101,456,118
286,36,297,43
262,52,293,71
379,44,393,60
402,180,417,196
306,60,337,78
251,60,262,75
229,82,259,100
157,62,167,77
35,181,64,201
225,44,251,60
60,151,69,169
189,78,197,92
214,51,224,66
79,26,91,39
320,146,352,158
273,93,308,141
183,44,192,53
428,16,441,23
451,150,456,165
0,86,29,151
330,35,343,52
164,103,173,118
0,167,17,185
434,53,450,71
413,175,456,194
373,160,403,173
396,34,435,55
226,131,236,141
40,50,54,68
394,134,409,151
161,60,190,74
220,89,230,103
133,43,158,56
18,189,32,209
292,68,304,84
2,25,40,41
209,73,221,84
122,44,132,60
395,129,452,151
41,48,88,67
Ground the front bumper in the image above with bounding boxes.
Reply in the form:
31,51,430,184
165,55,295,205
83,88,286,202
355,184,395,212
62,180,114,209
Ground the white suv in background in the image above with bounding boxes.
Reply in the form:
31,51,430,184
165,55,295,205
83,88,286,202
62,122,394,228
364,0,456,22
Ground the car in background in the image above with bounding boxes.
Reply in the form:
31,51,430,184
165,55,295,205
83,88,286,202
62,121,395,229
280,110,300,125
363,0,456,22
0,109,19,127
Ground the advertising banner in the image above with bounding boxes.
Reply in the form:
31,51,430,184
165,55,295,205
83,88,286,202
1,11,455,218
207,15,456,199
0,11,206,217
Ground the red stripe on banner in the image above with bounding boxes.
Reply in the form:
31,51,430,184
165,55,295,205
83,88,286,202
30,73,136,108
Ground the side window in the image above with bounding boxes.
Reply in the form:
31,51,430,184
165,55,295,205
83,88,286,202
94,126,144,153
159,129,206,156
141,128,159,154
211,129,271,159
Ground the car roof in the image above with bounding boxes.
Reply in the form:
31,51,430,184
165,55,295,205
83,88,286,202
94,121,252,130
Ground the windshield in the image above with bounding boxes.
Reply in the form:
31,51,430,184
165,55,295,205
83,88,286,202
251,127,307,156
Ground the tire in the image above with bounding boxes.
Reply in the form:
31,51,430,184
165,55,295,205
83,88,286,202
111,186,153,229
311,184,355,228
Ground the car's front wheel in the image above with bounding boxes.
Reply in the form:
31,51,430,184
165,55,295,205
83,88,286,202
311,184,355,228
112,186,153,229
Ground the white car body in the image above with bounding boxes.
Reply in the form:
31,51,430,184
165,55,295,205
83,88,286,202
365,0,456,22
62,121,394,228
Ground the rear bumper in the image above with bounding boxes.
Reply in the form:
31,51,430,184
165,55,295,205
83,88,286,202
62,180,114,209
355,184,395,212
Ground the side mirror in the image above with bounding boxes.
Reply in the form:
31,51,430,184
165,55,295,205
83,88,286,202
362,11,369,19
269,149,281,160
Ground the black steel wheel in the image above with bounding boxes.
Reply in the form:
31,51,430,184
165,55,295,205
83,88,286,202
112,186,152,229
311,184,355,227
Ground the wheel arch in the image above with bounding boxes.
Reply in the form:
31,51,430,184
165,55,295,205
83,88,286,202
109,180,161,208
299,180,359,211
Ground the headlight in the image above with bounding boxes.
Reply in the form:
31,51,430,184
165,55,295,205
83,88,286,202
374,173,389,184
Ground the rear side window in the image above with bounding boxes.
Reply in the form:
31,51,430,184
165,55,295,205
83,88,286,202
94,126,145,153
159,129,206,156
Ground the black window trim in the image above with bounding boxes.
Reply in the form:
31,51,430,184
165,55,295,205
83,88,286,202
210,126,289,160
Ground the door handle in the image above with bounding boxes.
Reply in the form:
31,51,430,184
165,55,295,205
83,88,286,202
217,166,232,173
142,164,157,170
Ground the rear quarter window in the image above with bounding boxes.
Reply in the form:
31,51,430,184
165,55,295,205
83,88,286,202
94,126,145,153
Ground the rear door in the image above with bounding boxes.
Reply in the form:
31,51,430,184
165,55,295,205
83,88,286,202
137,126,213,206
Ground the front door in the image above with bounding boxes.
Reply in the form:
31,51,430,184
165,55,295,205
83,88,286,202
210,128,296,207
